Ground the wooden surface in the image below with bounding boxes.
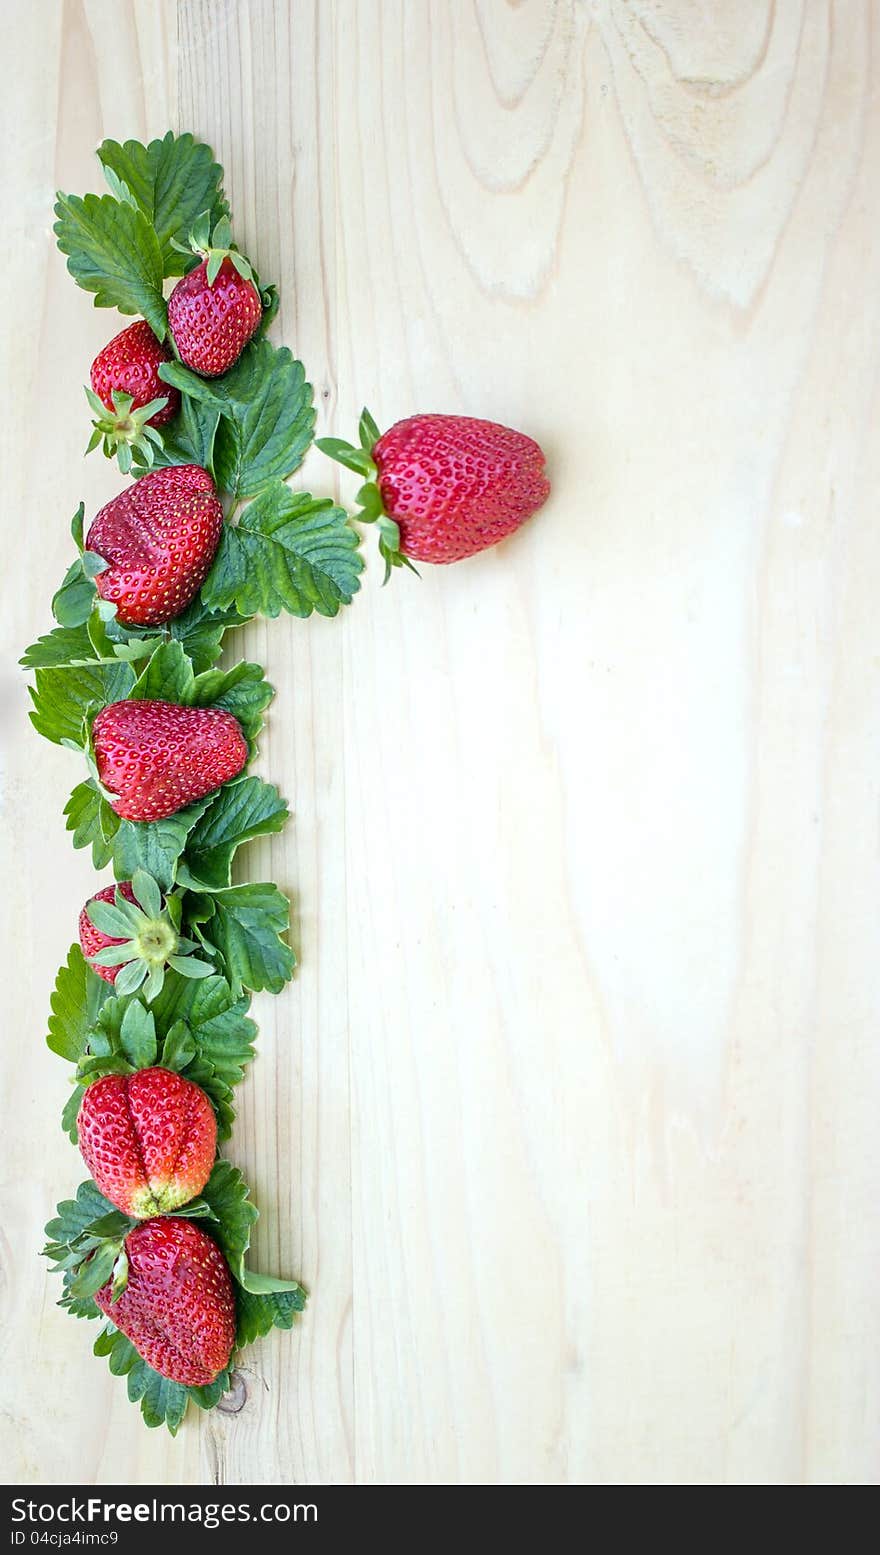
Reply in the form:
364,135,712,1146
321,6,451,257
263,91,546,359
1,0,878,1486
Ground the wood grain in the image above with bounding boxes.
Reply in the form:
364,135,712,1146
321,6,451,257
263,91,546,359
1,0,878,1485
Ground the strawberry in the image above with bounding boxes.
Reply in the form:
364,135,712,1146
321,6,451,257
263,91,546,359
92,699,248,822
317,408,550,576
167,215,262,377
78,1067,217,1219
87,321,181,472
85,464,224,627
79,881,139,985
94,1218,235,1386
78,870,215,1000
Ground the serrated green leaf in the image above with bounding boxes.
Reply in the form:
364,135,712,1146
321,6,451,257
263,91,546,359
53,192,166,339
160,340,314,499
47,945,112,1062
97,133,228,276
129,638,193,702
190,660,273,747
140,392,220,478
188,1369,233,1410
201,481,362,619
127,1360,189,1434
111,794,215,893
20,623,98,670
194,883,295,996
102,596,248,676
64,780,120,870
201,1161,305,1300
29,660,135,748
178,776,289,890
235,1285,307,1347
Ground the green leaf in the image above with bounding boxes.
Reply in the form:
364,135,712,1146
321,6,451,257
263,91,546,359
97,133,228,276
118,1000,158,1068
201,481,363,620
29,660,135,747
64,780,120,869
61,1083,85,1143
178,776,289,890
129,640,272,749
127,1360,189,1434
112,794,215,893
201,1162,305,1299
53,192,166,339
20,623,99,670
47,945,111,1062
140,392,220,477
52,557,96,628
102,596,248,676
314,435,375,478
235,1285,307,1347
158,1019,197,1072
44,1179,120,1319
159,340,314,498
148,975,256,1138
68,1240,121,1301
194,883,295,995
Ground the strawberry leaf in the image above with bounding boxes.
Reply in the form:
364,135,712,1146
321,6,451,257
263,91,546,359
61,1083,85,1144
117,1000,158,1069
53,192,166,339
139,392,220,478
47,945,112,1063
65,780,120,869
177,776,289,890
150,974,257,1103
235,1286,307,1346
189,884,295,996
29,661,135,748
102,598,249,677
126,1361,190,1434
111,793,215,893
201,481,363,619
159,340,314,499
97,133,228,278
20,623,98,670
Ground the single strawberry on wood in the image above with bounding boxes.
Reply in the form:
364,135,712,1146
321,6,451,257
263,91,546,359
167,214,262,377
94,1217,235,1386
317,408,550,577
87,320,180,472
78,1068,217,1219
85,464,223,627
92,699,248,822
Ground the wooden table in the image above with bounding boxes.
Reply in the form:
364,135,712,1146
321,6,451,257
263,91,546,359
1,0,878,1486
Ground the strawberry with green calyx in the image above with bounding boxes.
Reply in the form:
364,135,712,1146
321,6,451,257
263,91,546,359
86,319,179,472
92,699,249,821
77,1067,217,1219
317,407,551,579
167,212,264,377
79,869,215,1000
85,464,224,627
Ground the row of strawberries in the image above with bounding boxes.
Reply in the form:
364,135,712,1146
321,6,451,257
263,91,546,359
33,134,549,1431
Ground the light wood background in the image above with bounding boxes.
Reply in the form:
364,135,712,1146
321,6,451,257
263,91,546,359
1,0,878,1487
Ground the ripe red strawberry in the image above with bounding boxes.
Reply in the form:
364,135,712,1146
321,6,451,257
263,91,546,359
168,245,263,377
85,464,223,627
90,320,180,429
79,881,138,985
317,409,550,575
94,1218,235,1386
92,699,248,822
78,1068,217,1219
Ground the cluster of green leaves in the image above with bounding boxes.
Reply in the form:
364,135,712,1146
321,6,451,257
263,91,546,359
44,1163,306,1434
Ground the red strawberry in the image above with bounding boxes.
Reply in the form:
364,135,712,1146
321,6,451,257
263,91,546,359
94,1218,235,1386
79,881,138,985
92,699,248,822
90,321,180,429
85,464,224,627
78,1068,217,1219
318,410,550,576
168,257,262,377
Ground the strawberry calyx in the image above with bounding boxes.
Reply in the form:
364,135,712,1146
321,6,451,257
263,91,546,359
83,870,216,1002
84,386,169,474
170,211,257,289
51,503,113,629
46,1207,134,1307
316,407,420,584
